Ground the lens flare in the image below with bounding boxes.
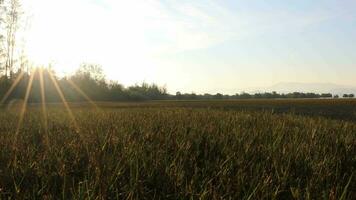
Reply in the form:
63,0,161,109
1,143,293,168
67,79,100,110
0,71,25,105
3,67,99,145
15,69,37,139
47,69,79,132
39,68,50,148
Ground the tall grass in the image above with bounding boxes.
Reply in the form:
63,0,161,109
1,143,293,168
0,105,355,199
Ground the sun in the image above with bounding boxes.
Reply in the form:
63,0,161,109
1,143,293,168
21,0,163,86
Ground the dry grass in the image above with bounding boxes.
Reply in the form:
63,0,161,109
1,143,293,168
0,100,355,199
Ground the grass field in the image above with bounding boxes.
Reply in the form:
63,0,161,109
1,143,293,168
0,99,355,199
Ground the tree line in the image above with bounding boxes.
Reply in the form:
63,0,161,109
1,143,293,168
174,91,354,100
0,64,168,103
0,64,354,103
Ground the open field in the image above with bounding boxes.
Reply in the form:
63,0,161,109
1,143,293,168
97,99,356,121
0,99,355,199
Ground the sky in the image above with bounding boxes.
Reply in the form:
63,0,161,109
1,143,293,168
22,0,356,94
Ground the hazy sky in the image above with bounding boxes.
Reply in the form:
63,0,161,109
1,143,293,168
23,0,356,94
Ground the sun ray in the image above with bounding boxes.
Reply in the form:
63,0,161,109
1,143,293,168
66,79,100,110
0,71,25,105
47,69,79,132
39,68,50,147
15,69,37,138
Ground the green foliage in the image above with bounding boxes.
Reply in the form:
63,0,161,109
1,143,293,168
0,101,355,199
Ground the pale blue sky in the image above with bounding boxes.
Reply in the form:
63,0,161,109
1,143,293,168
24,0,356,94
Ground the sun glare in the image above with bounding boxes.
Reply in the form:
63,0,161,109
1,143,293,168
1,66,99,143
21,0,164,86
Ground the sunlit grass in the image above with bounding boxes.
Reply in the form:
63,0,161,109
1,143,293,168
0,106,354,199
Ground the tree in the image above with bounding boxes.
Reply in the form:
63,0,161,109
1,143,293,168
108,81,125,100
0,0,5,74
215,93,223,99
70,64,109,101
321,93,332,98
75,63,106,83
239,92,251,99
343,94,354,98
3,0,22,78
